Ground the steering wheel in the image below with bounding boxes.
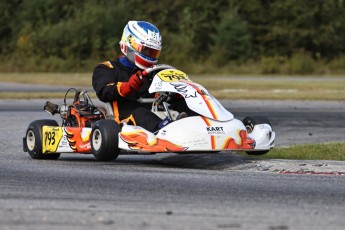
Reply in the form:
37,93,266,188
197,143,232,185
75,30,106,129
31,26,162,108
142,64,176,77
136,64,176,104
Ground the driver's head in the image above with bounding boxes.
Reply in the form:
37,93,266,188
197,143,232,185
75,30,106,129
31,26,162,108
119,21,162,69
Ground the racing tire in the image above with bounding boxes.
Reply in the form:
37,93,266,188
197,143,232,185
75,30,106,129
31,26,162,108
25,119,61,160
91,119,120,161
242,116,271,133
242,116,271,156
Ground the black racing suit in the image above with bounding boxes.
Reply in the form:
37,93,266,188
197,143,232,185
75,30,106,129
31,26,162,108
92,59,162,132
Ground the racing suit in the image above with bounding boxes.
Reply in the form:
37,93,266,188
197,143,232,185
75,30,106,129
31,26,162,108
92,57,162,132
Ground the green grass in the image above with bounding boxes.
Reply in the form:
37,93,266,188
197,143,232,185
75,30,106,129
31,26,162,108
0,73,92,87
0,73,345,100
0,92,97,99
198,77,345,100
252,143,345,161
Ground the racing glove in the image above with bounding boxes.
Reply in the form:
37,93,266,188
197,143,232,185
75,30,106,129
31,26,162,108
119,71,144,97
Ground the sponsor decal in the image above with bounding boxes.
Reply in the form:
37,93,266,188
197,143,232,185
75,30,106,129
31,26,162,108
153,81,163,91
206,126,225,135
58,136,69,147
258,124,270,130
172,83,197,98
179,80,217,119
183,139,209,146
79,143,91,149
148,30,160,43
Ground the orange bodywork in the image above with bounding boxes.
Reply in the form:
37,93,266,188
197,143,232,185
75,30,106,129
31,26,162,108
69,104,100,127
120,131,187,152
65,127,92,153
222,130,255,150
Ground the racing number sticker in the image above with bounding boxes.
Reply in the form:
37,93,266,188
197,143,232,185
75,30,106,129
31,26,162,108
42,126,63,153
157,69,190,82
45,131,56,145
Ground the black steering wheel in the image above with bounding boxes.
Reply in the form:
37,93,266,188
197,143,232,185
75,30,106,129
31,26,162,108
142,64,176,77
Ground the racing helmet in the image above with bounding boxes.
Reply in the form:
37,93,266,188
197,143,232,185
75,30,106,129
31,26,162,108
119,21,162,69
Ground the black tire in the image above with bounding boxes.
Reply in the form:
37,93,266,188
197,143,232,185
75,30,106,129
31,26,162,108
246,150,270,156
242,116,271,133
25,119,61,160
91,119,120,161
243,116,272,156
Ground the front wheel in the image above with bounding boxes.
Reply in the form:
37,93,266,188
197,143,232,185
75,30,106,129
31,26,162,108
243,116,271,133
25,119,61,160
243,116,272,156
91,119,120,161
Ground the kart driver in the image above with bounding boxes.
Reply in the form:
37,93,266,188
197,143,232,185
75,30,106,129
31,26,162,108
92,21,167,132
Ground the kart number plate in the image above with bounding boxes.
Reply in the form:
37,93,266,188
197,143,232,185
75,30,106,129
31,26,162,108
157,69,189,82
42,126,63,153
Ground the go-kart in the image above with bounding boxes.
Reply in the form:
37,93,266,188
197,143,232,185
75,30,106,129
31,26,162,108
23,64,275,161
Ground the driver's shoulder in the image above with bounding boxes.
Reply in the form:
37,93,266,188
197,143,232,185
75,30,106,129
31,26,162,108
97,60,116,69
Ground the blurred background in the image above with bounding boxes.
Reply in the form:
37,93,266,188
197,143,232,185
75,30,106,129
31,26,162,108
1,0,345,74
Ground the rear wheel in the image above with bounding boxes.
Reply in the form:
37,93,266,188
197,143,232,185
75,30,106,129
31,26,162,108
243,116,271,156
91,119,120,161
25,119,61,159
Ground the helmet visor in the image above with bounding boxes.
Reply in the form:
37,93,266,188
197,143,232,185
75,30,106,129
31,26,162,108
129,35,161,59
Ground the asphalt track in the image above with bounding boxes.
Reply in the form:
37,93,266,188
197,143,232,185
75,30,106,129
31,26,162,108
0,97,345,229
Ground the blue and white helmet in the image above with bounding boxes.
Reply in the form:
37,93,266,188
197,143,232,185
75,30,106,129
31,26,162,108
119,21,162,69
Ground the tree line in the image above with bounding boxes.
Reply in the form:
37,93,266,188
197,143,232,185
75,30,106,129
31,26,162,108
1,0,345,74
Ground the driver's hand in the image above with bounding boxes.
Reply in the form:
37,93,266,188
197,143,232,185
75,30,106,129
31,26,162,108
119,70,144,97
128,71,143,91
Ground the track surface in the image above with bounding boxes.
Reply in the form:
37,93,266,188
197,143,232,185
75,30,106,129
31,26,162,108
0,99,345,230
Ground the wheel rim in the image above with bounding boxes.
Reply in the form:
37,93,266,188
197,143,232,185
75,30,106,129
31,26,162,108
92,129,102,151
245,125,253,133
26,130,36,151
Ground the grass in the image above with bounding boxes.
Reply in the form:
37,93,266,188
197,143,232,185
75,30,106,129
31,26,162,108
198,77,345,100
251,143,345,161
1,72,345,100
